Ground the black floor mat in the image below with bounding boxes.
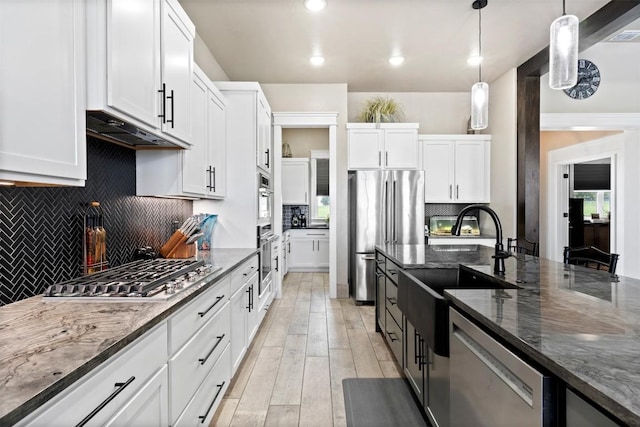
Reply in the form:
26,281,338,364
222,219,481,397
343,378,429,427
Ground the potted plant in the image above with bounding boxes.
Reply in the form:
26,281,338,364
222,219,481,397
358,96,404,124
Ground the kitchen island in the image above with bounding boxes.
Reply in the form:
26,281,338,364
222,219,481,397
0,248,257,426
376,243,639,426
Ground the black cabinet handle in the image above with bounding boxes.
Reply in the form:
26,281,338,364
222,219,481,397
250,285,254,310
167,89,174,128
198,381,226,423
414,329,419,366
206,166,213,190
212,167,216,192
198,334,226,365
287,242,290,253
386,331,399,342
275,256,279,272
265,148,270,168
76,376,135,427
246,287,251,310
158,83,167,123
388,269,398,275
198,295,225,317
419,337,427,369
386,296,397,305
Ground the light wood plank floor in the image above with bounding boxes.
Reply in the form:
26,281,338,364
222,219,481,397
211,272,402,427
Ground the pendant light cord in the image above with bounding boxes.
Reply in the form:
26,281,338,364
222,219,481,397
478,5,482,82
562,0,566,16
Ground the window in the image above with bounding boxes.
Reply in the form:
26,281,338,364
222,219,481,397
310,151,329,224
573,190,610,220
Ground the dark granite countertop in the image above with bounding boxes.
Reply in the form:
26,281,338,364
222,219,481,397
0,248,257,426
376,243,496,269
376,243,640,425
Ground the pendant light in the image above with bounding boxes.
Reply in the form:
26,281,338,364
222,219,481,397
470,0,488,130
549,0,578,90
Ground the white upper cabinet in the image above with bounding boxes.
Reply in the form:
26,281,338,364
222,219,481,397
282,159,309,205
0,0,86,186
87,0,194,148
256,95,273,174
422,135,491,203
347,123,419,170
136,65,226,199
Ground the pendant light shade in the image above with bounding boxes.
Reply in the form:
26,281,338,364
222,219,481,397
471,82,489,130
549,1,579,90
470,0,488,130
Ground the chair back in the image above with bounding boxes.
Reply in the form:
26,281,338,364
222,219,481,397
507,237,539,256
563,246,619,274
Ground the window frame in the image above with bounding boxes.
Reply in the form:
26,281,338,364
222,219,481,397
309,150,330,225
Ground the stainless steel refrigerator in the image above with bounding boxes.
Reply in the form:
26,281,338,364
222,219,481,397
348,170,425,303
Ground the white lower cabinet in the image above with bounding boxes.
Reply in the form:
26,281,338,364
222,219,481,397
173,345,230,427
18,323,168,426
105,365,169,427
229,255,260,375
288,229,329,272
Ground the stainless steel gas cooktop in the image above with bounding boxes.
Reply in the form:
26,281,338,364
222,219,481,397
43,258,220,301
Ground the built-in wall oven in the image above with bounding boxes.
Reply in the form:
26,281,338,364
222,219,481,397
258,172,272,225
257,224,274,296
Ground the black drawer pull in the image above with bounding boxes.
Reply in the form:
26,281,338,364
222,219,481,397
158,83,167,123
199,381,226,423
387,269,398,275
198,295,225,317
386,297,397,305
199,334,226,365
76,376,135,427
386,331,399,342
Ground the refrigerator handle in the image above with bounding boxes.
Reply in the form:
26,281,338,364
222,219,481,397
384,181,389,243
393,179,397,243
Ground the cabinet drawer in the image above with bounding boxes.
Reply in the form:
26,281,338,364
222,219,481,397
385,259,401,284
169,302,230,425
174,344,231,427
231,255,259,294
21,323,167,427
375,251,386,271
385,280,402,328
168,276,230,354
384,308,403,363
288,229,329,239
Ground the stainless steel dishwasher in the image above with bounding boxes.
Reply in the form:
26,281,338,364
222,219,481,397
449,308,555,427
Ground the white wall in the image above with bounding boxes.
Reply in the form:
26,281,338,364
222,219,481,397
283,128,329,158
194,33,229,82
348,92,469,133
541,42,640,114
262,84,349,288
486,68,518,241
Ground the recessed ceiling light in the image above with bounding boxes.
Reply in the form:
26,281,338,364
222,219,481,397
304,0,327,12
310,56,325,66
389,56,405,66
467,55,483,66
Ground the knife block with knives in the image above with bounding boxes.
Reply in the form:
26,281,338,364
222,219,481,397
160,217,203,259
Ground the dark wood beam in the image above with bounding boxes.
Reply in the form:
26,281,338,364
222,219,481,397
516,0,640,246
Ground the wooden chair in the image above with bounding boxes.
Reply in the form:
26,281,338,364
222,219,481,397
563,246,619,274
507,237,539,256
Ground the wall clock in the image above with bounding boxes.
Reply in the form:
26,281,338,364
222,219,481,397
563,59,601,100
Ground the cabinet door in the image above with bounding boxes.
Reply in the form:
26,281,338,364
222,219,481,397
315,237,330,268
289,237,316,269
107,0,160,128
348,129,383,170
384,129,419,169
207,88,227,198
423,141,455,202
247,273,260,343
182,69,208,196
404,320,425,406
376,270,386,333
160,0,193,143
257,95,271,173
230,284,248,375
0,0,86,186
282,161,309,205
105,365,169,427
454,140,489,203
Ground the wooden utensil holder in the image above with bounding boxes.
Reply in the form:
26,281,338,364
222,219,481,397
165,241,196,259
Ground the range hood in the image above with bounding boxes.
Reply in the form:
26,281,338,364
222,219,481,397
86,111,183,148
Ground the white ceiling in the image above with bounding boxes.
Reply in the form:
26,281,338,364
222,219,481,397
178,0,627,92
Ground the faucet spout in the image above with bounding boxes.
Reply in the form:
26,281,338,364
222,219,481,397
452,204,508,275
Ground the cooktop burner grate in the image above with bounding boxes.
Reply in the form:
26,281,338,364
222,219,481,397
44,258,207,298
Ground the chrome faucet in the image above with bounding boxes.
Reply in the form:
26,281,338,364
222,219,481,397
452,204,510,275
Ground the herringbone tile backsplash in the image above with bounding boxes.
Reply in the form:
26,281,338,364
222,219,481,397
0,137,192,306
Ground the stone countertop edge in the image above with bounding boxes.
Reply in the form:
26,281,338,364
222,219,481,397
0,248,257,426
444,291,638,427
